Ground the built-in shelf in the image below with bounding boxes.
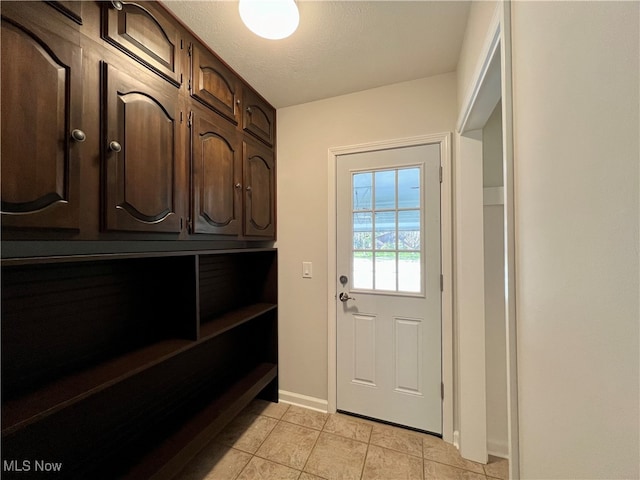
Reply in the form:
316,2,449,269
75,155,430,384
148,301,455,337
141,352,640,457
123,362,277,480
1,338,193,437
200,303,277,340
1,248,278,478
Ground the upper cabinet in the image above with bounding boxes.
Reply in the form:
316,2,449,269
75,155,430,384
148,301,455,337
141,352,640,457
189,41,241,125
190,108,242,236
0,7,83,230
102,62,183,233
243,140,275,238
243,88,276,147
101,1,182,87
0,0,276,242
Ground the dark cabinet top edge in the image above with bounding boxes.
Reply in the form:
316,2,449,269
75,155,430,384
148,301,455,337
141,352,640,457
1,247,277,266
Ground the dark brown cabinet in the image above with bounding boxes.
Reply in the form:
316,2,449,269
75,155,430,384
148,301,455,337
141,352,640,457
189,40,241,125
102,62,183,233
101,0,182,87
243,88,276,147
0,9,83,231
244,140,276,238
1,0,277,242
191,108,242,235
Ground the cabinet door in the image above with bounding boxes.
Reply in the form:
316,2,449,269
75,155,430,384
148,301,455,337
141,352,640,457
242,89,275,147
191,110,242,235
101,1,181,87
190,41,240,125
243,141,275,238
0,14,82,230
102,63,182,233
46,1,83,25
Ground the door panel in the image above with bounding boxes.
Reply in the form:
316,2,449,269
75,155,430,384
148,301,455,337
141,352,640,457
243,141,275,238
0,15,82,230
46,1,83,25
336,144,442,433
191,109,241,235
102,63,181,233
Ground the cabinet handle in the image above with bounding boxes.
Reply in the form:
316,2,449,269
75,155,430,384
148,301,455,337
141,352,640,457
246,107,252,114
109,141,122,153
71,129,86,143
246,186,252,192
235,183,242,189
111,0,123,10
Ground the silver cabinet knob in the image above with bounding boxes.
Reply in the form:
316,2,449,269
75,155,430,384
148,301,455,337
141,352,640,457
71,129,86,142
111,0,123,10
109,141,122,152
246,185,252,191
235,183,242,189
246,107,252,114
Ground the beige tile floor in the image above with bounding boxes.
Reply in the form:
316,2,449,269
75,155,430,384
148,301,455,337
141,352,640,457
173,400,509,480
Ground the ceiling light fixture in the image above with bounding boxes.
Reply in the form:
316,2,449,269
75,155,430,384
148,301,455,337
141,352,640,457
239,0,299,40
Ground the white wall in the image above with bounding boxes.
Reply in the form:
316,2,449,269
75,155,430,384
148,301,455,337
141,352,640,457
276,73,457,404
511,2,640,478
482,102,508,457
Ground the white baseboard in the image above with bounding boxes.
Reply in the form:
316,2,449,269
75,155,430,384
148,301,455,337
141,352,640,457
487,438,509,459
453,430,460,450
279,390,328,413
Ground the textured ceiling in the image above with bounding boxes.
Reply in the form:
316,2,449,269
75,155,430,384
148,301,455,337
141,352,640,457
162,1,470,108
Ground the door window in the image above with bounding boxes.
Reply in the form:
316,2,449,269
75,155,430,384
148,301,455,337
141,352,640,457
351,166,423,294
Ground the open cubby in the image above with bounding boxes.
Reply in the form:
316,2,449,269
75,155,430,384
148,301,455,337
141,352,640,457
1,248,278,479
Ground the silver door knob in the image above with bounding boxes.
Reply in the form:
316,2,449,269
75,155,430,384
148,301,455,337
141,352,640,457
109,141,122,152
339,292,355,302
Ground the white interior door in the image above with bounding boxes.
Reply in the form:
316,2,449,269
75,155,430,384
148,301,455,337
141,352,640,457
336,143,442,434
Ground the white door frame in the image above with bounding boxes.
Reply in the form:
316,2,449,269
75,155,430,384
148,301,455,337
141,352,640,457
327,133,453,443
456,2,519,477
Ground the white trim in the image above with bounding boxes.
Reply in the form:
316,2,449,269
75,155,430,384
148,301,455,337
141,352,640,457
483,187,505,206
457,4,502,133
327,132,454,443
279,390,329,413
487,439,510,460
499,1,520,477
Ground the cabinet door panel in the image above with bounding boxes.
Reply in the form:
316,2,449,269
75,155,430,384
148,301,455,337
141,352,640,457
243,89,275,147
102,1,181,87
103,63,181,233
190,42,240,125
0,15,82,230
191,111,241,235
243,141,275,238
46,1,83,25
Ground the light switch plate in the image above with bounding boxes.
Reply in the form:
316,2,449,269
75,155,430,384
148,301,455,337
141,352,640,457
302,261,312,278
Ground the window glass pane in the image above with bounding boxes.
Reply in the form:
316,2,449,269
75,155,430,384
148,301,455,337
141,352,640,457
398,168,420,208
353,251,373,289
375,211,396,250
398,210,420,250
353,172,372,211
374,252,396,290
353,212,372,249
375,170,395,210
398,252,421,292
